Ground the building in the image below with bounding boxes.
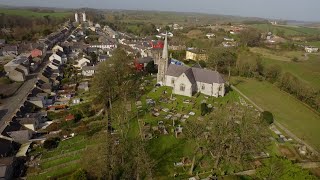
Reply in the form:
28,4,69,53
82,66,97,77
82,12,86,22
186,50,208,61
2,45,18,56
31,48,43,58
157,34,225,97
4,57,30,82
134,57,154,71
74,57,90,69
74,12,79,22
206,33,215,39
150,40,164,49
49,51,67,65
305,46,319,53
0,157,17,180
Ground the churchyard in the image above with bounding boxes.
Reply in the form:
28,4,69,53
124,77,313,179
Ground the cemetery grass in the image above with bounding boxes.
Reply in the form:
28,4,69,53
261,54,320,90
232,77,320,152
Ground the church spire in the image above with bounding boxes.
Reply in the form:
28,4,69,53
162,32,168,59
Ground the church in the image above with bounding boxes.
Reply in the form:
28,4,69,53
156,34,225,97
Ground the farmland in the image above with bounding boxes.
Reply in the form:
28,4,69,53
0,9,72,18
261,54,320,90
250,24,320,36
232,77,320,152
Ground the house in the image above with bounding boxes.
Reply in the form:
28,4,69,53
224,37,234,42
82,66,97,77
305,46,319,53
157,34,225,97
31,48,43,58
168,44,186,51
72,98,81,104
0,39,6,46
49,51,67,65
98,55,109,62
186,50,208,61
52,45,64,53
7,66,27,82
2,45,18,56
0,157,17,180
78,82,89,91
0,138,20,157
74,57,90,69
65,114,75,121
134,57,154,71
206,33,215,39
16,117,40,131
150,40,164,49
7,130,33,144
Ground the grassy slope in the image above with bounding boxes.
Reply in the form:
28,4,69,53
261,54,320,90
233,77,320,151
251,24,320,36
0,9,71,18
250,47,305,61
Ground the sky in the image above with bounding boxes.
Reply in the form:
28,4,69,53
0,0,319,22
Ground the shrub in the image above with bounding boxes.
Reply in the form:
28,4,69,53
43,137,60,149
71,169,87,180
261,111,274,124
201,103,209,116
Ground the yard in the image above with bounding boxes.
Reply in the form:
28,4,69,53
27,135,89,179
232,77,320,152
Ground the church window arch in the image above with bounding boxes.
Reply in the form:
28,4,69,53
180,84,185,92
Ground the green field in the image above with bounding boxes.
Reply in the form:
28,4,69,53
0,9,72,18
297,41,320,48
250,47,306,61
233,77,320,151
261,54,320,90
251,24,320,36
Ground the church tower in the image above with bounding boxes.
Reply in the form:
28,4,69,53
157,33,170,85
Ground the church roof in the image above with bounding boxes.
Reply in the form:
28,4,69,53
166,64,224,84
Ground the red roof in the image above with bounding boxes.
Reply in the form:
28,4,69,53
65,114,75,121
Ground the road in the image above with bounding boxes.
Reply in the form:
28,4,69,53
231,85,319,156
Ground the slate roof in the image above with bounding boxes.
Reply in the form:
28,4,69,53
165,64,224,84
16,118,37,125
0,138,20,157
82,66,97,71
137,57,153,64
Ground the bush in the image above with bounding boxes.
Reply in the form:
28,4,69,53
201,103,209,116
43,137,60,149
292,57,299,62
71,169,87,180
261,111,274,124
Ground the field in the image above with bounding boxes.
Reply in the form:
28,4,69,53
250,47,306,61
250,24,320,36
0,9,72,18
297,41,320,48
232,77,320,152
261,54,320,90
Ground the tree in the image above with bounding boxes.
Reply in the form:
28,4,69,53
256,156,316,180
205,103,270,170
201,103,209,116
238,28,261,47
71,169,87,180
43,137,60,149
145,61,158,74
261,111,274,124
263,64,282,83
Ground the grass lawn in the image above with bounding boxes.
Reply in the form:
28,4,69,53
0,9,72,18
261,54,320,90
232,77,320,151
28,163,80,180
250,47,306,61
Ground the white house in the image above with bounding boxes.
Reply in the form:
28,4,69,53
74,57,90,69
89,42,117,50
157,34,225,97
49,51,67,64
206,33,215,39
82,66,97,76
52,45,64,53
305,46,319,53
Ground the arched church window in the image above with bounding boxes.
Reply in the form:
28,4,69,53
171,78,175,85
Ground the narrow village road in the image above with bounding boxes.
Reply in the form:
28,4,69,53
231,85,319,156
